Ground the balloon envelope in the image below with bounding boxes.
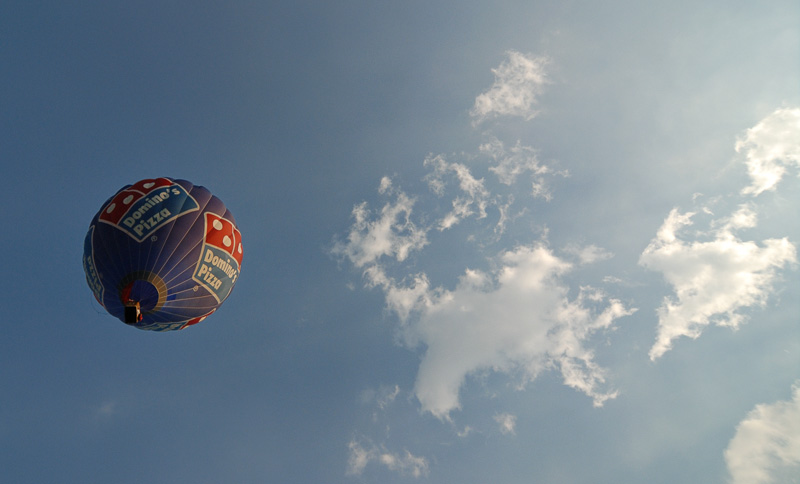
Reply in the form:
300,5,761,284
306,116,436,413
83,178,243,331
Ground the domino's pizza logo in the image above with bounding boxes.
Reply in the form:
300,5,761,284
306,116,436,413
192,213,243,303
99,178,199,242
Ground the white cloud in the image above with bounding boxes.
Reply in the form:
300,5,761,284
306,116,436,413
494,413,517,435
738,107,800,196
346,439,429,478
366,243,634,419
331,182,428,268
640,207,796,360
725,381,800,484
471,51,549,124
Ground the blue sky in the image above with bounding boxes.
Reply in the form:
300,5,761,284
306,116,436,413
2,1,799,483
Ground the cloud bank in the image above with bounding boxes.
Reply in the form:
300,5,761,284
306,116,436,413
336,51,798,478
725,382,800,484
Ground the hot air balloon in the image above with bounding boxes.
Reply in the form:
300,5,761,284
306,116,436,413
83,178,243,331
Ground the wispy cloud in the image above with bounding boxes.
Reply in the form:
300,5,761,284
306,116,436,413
346,439,374,476
375,384,400,410
640,205,796,360
563,243,614,265
471,51,549,124
738,107,800,196
331,179,428,268
725,381,800,484
424,154,491,230
359,384,401,422
494,413,517,435
346,439,429,478
480,137,566,200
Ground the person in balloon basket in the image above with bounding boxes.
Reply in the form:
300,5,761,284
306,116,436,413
124,300,143,324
